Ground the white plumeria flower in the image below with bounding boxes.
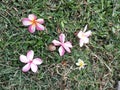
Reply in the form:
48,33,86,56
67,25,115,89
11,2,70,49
77,25,92,47
76,59,86,70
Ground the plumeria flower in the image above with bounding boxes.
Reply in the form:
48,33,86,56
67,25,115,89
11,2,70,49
52,33,72,56
19,50,43,73
76,59,86,70
22,14,45,33
77,25,92,47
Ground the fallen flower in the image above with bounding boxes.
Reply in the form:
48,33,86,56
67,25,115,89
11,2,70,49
19,50,43,73
52,33,72,56
22,14,45,33
76,59,86,70
77,25,92,47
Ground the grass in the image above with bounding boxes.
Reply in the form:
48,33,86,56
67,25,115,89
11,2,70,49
0,0,120,90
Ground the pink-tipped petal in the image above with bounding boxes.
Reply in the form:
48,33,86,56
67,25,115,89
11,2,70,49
36,23,45,31
28,25,36,33
22,63,31,72
79,39,84,47
33,58,43,65
59,46,65,56
59,33,65,43
22,18,32,26
27,50,34,60
52,40,61,46
20,55,29,63
28,14,37,21
37,19,44,24
85,30,92,37
64,41,72,48
63,45,71,53
31,63,38,73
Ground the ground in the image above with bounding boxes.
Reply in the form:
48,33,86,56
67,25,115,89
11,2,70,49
0,0,120,90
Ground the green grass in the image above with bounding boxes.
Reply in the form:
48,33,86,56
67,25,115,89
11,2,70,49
0,0,120,90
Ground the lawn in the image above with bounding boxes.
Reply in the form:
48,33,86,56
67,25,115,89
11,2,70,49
0,0,120,90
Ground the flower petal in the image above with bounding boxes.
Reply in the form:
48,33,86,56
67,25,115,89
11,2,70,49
63,44,71,53
79,67,82,70
78,59,83,62
59,46,65,56
37,19,44,24
83,37,89,43
77,31,83,39
22,63,31,72
59,33,65,43
33,58,43,65
52,40,61,46
79,39,84,47
85,30,92,37
28,25,36,33
22,18,32,26
76,63,80,66
28,14,37,21
64,41,72,48
20,55,29,63
31,63,38,73
83,25,88,32
36,23,45,31
27,50,34,60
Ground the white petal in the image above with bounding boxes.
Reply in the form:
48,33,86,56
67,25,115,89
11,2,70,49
33,58,43,65
28,14,37,21
77,31,83,39
79,67,82,70
78,59,83,62
76,63,80,66
79,39,84,47
83,37,89,43
31,63,38,73
85,30,92,37
58,46,65,56
83,25,88,32
78,59,84,64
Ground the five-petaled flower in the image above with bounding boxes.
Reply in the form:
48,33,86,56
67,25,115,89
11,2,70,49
19,50,43,73
52,33,72,56
77,25,92,47
76,59,86,70
22,14,45,33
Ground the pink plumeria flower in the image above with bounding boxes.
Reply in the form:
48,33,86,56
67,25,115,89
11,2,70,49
19,50,43,73
22,14,45,33
77,25,92,47
52,33,72,56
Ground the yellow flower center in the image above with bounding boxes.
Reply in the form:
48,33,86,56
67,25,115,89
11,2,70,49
79,62,84,67
32,19,37,25
81,33,86,38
